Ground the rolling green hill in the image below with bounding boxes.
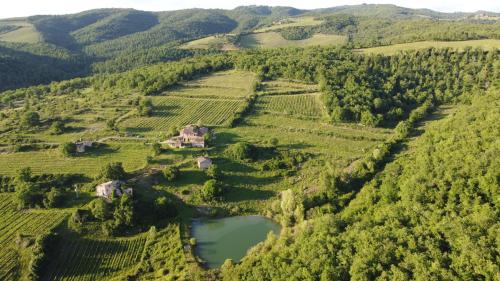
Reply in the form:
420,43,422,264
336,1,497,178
0,40,497,281
0,4,499,91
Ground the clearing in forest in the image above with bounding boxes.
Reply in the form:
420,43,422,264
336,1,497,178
253,16,324,33
358,39,500,54
239,32,346,49
0,20,41,43
180,35,239,50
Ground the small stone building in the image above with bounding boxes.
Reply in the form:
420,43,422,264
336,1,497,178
197,157,212,170
75,140,93,153
95,180,132,201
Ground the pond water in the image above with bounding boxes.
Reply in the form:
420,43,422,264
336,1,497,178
191,215,281,268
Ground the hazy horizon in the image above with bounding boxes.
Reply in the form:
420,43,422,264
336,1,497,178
0,0,499,20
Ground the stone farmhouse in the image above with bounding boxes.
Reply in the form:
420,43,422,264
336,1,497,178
96,180,133,201
197,156,212,170
166,125,212,148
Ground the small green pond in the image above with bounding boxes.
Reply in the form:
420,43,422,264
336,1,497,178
191,215,281,268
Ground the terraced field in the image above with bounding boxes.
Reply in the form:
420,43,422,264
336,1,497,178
239,32,346,49
256,93,324,117
0,195,67,281
0,142,150,177
41,236,146,281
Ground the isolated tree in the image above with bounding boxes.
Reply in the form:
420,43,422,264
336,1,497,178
163,166,180,181
152,142,162,156
17,167,32,183
50,120,65,135
90,198,110,221
225,142,255,161
43,187,63,208
101,162,126,180
200,179,222,202
138,98,153,116
113,194,134,228
280,189,303,226
21,111,40,127
61,142,77,156
206,164,220,180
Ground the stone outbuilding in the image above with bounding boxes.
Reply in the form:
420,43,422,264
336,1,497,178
75,140,93,153
197,156,212,170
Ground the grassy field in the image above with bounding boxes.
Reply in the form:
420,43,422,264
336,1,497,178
182,70,256,92
254,16,324,33
0,20,41,43
260,79,318,95
0,142,151,177
0,194,67,281
180,35,239,50
41,235,146,281
239,32,346,49
358,39,500,54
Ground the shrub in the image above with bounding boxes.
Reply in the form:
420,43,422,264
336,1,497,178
138,98,153,116
206,164,220,179
225,142,255,161
42,187,63,208
61,142,76,156
200,179,222,202
90,198,110,221
100,162,126,180
152,142,162,156
163,166,180,181
21,111,40,127
50,121,65,135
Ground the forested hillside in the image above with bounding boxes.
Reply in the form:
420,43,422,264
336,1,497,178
0,4,498,91
222,87,499,280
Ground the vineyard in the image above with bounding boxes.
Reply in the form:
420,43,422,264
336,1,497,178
0,195,67,281
255,93,324,117
41,236,146,281
135,224,188,280
0,142,150,177
123,96,248,132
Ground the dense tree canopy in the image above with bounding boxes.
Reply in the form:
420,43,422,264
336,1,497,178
222,87,499,280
